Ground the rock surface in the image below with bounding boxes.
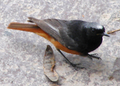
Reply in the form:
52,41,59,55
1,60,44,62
1,0,120,86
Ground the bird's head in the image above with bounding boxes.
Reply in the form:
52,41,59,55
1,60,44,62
82,22,109,37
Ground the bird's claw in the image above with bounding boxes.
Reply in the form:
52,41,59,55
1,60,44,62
69,63,86,70
88,54,102,60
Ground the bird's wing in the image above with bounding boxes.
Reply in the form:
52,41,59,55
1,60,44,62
28,17,78,49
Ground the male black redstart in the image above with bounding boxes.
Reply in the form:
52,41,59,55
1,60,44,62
8,17,109,66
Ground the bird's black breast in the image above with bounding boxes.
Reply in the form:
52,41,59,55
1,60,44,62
74,36,102,54
87,37,102,53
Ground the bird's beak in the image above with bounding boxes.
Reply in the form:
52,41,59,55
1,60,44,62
97,33,110,37
102,33,110,37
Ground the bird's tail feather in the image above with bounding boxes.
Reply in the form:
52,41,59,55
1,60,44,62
7,22,42,33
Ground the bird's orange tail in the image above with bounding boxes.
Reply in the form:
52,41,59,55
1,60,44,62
8,22,41,33
7,22,51,39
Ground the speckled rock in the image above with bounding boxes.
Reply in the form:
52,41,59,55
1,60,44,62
1,0,120,86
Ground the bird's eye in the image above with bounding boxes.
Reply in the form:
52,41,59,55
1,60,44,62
91,28,95,32
84,26,87,29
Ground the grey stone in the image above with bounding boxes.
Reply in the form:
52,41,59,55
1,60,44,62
1,0,120,86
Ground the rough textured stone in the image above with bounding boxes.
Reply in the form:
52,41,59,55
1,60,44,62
1,0,120,86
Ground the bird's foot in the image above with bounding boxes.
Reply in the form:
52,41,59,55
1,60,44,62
88,53,101,60
68,63,86,70
57,49,85,70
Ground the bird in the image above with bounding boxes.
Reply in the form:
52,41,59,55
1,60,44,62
8,17,109,67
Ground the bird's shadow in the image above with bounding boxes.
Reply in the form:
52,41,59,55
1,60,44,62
57,52,106,71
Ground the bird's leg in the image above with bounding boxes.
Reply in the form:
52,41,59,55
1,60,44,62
87,53,101,60
57,49,81,68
